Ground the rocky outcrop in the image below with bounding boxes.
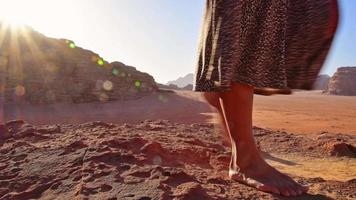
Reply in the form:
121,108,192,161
313,74,330,90
324,67,356,96
0,23,158,104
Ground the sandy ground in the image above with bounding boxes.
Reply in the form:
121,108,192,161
1,90,355,199
252,90,356,135
0,120,355,200
3,90,356,135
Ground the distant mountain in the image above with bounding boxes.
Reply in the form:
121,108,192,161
0,23,158,104
182,84,193,91
157,83,180,90
167,73,194,88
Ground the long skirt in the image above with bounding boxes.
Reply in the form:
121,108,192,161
193,0,339,93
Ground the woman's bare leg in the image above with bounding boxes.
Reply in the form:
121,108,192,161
203,92,230,146
204,83,308,197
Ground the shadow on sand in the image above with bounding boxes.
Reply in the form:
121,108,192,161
276,193,333,200
262,151,300,166
2,91,212,125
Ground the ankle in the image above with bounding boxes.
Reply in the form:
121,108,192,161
230,140,264,170
236,140,260,156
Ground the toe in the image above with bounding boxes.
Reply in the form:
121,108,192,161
294,183,306,195
285,179,299,196
287,187,298,197
295,186,303,196
280,173,305,196
284,181,297,197
280,187,290,197
258,184,280,195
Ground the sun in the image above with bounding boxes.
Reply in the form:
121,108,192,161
0,0,72,28
0,0,81,38
0,0,33,27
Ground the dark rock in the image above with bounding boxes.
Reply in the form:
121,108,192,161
326,142,356,158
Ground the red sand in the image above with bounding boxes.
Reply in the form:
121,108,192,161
1,120,355,200
3,90,356,135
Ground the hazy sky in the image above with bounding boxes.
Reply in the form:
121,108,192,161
0,0,355,84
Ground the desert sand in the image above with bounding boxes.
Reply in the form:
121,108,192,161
3,90,356,135
1,90,355,200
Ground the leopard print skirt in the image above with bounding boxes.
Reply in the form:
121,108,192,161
193,0,339,93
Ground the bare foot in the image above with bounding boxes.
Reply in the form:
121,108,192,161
229,157,309,197
202,88,308,196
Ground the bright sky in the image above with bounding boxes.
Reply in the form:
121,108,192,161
0,0,355,84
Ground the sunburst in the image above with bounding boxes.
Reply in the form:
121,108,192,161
0,0,32,28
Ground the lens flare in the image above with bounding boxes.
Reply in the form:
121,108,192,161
103,80,113,91
135,80,141,88
99,93,109,102
15,85,25,96
69,42,76,49
112,68,119,76
97,58,104,66
65,40,76,49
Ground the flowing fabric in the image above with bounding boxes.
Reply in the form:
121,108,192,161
193,0,339,93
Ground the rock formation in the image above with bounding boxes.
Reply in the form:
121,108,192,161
0,23,158,104
324,67,356,96
167,73,194,88
313,74,330,90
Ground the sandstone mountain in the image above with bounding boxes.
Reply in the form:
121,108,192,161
313,74,330,90
0,23,158,104
167,73,193,88
324,67,356,96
